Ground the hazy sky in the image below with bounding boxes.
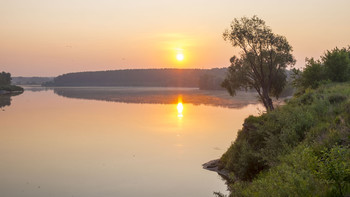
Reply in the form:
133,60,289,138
1,0,350,76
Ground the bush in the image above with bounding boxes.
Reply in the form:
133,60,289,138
221,101,315,181
300,58,327,89
323,48,350,82
317,146,350,197
229,146,323,197
293,46,350,91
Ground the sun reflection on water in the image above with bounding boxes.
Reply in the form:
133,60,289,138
177,96,184,119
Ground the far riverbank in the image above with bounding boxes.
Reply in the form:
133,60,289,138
0,85,24,95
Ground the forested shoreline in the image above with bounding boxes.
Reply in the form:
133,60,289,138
42,68,226,90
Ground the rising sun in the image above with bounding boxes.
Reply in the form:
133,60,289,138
176,53,184,61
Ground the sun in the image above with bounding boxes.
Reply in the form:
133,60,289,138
176,53,184,61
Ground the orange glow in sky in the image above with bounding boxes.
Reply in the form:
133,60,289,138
1,0,350,76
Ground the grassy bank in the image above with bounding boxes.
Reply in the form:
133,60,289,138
219,83,350,196
0,85,24,93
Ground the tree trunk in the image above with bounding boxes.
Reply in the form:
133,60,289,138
266,96,274,111
261,88,274,112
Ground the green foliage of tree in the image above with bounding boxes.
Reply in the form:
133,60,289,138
222,16,295,111
323,47,350,82
293,58,327,89
293,46,350,91
0,71,12,85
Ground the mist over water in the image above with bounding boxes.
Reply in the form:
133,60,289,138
52,87,259,109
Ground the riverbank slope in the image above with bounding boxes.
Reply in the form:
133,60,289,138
215,82,350,196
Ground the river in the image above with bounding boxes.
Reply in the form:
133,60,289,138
0,86,262,197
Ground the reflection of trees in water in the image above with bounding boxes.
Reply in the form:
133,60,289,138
24,87,51,92
0,95,11,108
19,86,52,92
53,87,260,109
0,92,22,109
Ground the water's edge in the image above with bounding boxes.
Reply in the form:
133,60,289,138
202,159,229,180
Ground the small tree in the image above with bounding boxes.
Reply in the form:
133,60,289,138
292,46,350,92
222,16,295,111
323,47,350,82
292,58,327,90
0,72,12,85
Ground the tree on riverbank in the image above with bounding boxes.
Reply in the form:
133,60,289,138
217,46,350,196
0,71,23,92
221,16,295,111
292,46,350,92
0,72,12,85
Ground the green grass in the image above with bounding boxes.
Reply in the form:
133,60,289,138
219,82,350,197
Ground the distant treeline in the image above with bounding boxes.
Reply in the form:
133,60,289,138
43,68,227,90
12,77,54,85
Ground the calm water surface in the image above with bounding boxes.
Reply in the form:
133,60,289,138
0,87,261,197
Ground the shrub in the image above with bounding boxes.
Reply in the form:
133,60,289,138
293,46,350,91
323,48,350,82
229,146,324,197
317,146,350,197
300,58,327,89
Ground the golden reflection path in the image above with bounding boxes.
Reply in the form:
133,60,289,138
177,95,183,119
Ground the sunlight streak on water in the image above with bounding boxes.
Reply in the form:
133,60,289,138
177,96,184,119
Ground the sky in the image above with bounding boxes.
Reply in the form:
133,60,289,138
1,0,350,77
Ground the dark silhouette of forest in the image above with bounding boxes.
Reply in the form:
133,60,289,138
43,68,227,90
